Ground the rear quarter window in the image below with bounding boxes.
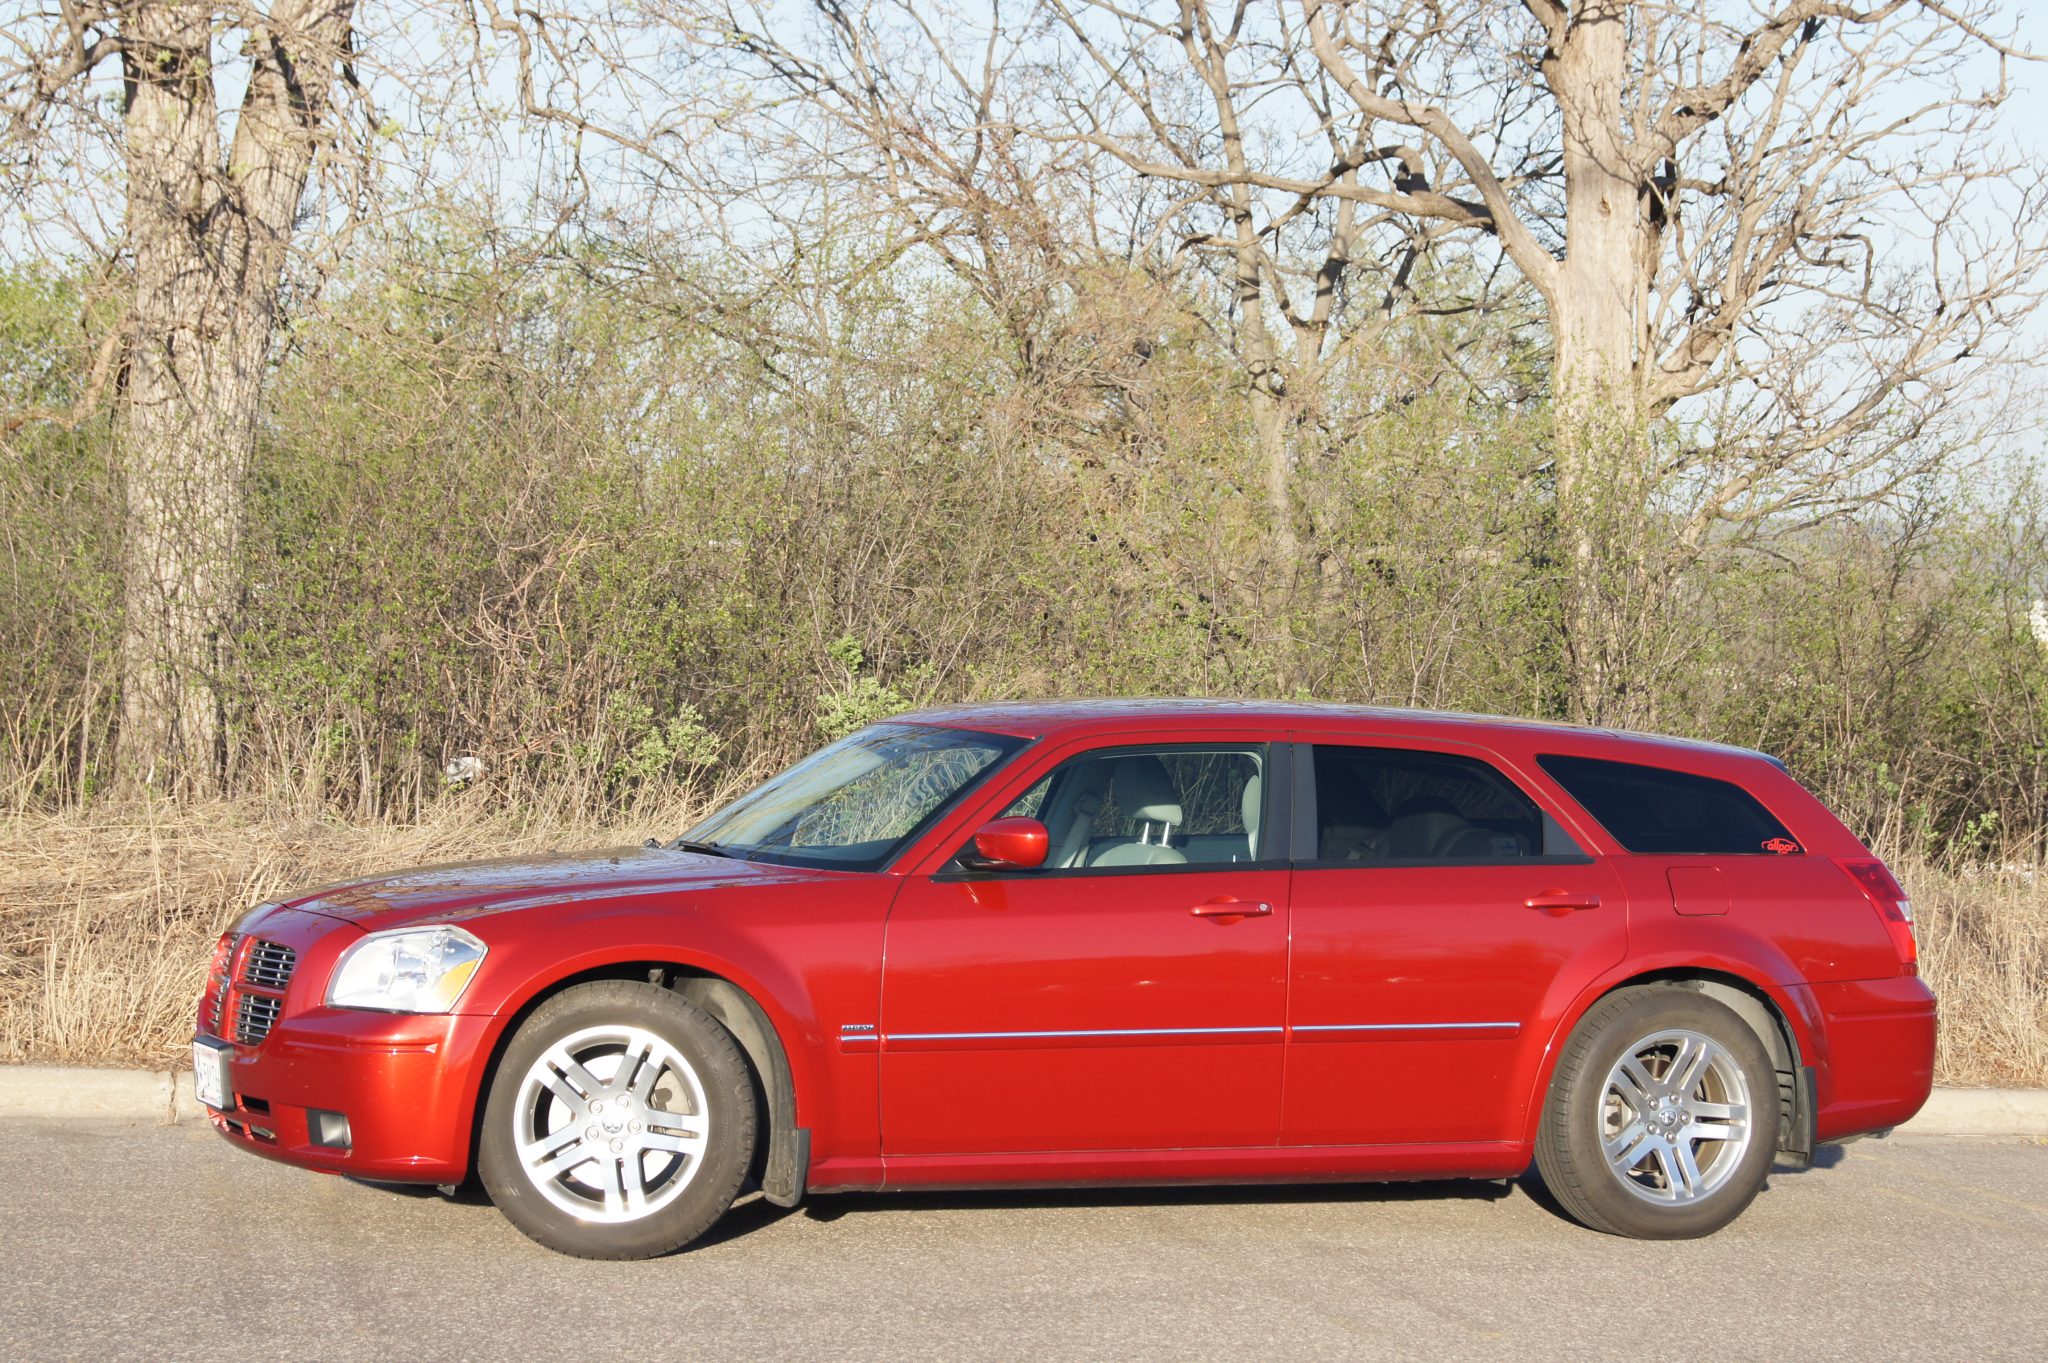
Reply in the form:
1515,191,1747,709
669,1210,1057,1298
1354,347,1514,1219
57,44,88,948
1537,754,1798,856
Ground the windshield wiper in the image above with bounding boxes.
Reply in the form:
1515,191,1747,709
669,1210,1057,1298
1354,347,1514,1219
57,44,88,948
655,837,734,858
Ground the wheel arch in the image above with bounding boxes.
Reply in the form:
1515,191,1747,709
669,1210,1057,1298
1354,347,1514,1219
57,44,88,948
1527,966,1814,1163
466,959,809,1206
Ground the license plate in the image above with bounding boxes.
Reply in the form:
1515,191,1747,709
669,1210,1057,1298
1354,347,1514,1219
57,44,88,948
192,1037,231,1110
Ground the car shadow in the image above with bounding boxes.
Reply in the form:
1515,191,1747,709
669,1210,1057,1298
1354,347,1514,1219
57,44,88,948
794,1175,1520,1224
344,1174,493,1206
771,1145,1852,1241
1770,1143,1849,1175
350,1145,1852,1252
343,1173,1525,1252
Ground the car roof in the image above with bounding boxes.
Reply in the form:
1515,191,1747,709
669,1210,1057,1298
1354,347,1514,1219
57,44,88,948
895,698,1782,769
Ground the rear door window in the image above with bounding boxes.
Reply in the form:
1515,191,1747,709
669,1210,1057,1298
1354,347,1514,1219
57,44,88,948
1308,745,1582,864
1536,754,1798,855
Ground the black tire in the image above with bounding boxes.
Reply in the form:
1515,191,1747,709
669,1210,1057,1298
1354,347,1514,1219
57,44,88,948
1535,985,1778,1239
479,980,757,1259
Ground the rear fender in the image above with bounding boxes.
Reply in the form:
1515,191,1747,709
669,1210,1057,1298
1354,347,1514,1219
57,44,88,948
1516,948,1825,1154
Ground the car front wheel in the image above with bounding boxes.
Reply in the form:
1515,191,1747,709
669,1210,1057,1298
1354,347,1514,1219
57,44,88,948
1536,985,1778,1238
478,980,757,1258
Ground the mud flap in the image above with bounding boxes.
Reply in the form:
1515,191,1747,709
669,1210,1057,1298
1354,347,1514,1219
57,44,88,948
1777,1065,1817,1168
762,1126,810,1207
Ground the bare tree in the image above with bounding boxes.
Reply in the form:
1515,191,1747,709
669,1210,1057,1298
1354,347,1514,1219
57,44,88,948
3,2,362,787
799,0,2032,715
1038,0,1537,679
664,3,2046,715
0,0,667,790
1285,0,2048,718
654,2,1539,689
9,0,2039,771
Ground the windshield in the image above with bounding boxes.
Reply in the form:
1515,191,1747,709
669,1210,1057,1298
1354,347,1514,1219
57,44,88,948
681,724,1025,870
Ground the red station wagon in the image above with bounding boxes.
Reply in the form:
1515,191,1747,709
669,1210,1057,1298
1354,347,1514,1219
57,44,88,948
193,701,1935,1258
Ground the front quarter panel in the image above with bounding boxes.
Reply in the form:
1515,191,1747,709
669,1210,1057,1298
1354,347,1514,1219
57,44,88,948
452,872,894,1173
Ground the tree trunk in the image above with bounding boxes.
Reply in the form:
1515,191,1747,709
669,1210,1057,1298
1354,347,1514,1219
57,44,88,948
1249,379,1299,680
116,2,354,790
1227,214,1300,694
1546,1,1649,725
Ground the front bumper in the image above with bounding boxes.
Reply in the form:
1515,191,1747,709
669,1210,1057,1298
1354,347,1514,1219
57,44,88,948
200,1007,497,1182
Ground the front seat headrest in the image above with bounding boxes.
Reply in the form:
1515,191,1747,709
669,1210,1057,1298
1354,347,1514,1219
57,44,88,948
1111,755,1183,826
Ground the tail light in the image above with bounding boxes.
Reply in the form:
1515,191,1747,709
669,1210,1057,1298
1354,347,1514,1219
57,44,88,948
1839,859,1917,975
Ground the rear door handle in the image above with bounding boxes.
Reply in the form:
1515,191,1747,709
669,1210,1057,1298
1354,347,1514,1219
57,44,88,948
1525,890,1600,912
1190,898,1272,920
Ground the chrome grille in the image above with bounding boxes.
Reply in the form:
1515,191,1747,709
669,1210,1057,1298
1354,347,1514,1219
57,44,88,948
235,992,283,1046
241,940,296,991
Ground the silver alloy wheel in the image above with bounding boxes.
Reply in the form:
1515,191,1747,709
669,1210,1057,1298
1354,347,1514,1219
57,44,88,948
511,1023,712,1223
1599,1027,1754,1206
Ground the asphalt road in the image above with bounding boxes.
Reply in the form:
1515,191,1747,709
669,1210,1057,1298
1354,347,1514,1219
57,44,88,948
1,1121,2043,1363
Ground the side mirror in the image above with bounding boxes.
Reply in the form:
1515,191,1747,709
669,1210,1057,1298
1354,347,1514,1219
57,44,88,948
959,817,1050,872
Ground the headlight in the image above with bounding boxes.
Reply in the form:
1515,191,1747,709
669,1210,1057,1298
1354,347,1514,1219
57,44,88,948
326,925,487,1013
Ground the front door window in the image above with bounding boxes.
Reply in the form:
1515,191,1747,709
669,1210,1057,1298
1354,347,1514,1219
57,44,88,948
1002,745,1269,869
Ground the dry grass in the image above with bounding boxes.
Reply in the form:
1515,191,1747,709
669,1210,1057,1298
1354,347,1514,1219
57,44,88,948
2,799,2042,1085
1910,862,2048,1087
0,794,712,1066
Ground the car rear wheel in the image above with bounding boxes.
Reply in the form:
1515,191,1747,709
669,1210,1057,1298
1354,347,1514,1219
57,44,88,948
479,980,757,1258
1536,986,1778,1238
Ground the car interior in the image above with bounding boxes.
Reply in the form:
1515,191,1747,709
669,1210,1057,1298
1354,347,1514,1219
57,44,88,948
1013,748,1266,869
1313,747,1547,863
999,744,1572,870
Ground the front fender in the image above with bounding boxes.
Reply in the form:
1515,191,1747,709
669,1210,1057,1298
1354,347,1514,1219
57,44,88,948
450,882,890,1177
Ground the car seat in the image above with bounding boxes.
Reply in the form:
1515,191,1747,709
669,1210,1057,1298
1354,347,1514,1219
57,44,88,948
1089,756,1188,866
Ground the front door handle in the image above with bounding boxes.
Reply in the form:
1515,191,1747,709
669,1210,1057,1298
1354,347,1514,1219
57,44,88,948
1525,890,1601,913
1190,897,1272,921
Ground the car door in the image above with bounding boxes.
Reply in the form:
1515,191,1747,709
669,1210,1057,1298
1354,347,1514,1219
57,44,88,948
1281,734,1626,1146
880,738,1290,1156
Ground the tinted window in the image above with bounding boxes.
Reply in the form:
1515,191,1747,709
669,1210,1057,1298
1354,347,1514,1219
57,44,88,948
1310,746,1577,864
998,745,1268,869
1536,754,1797,855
